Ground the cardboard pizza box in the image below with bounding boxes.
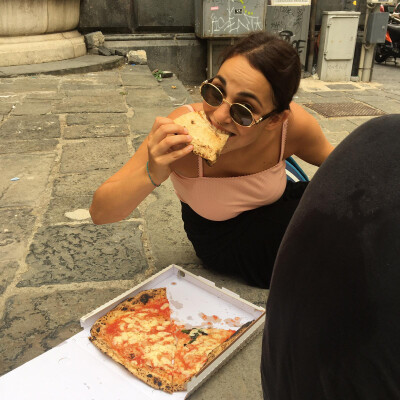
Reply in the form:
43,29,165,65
0,265,265,399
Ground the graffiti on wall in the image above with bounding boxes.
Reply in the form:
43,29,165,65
266,5,308,63
279,30,306,55
210,0,264,35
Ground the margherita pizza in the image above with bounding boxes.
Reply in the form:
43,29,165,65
89,288,248,393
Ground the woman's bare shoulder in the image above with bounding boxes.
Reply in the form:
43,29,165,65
168,103,203,119
287,102,321,137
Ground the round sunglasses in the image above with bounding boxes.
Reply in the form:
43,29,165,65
200,79,276,127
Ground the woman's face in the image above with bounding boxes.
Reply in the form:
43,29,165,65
203,55,276,154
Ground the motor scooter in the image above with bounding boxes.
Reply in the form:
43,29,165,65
375,15,400,64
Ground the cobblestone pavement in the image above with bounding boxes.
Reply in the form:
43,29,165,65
0,59,399,399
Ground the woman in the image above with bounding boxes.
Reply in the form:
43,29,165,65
90,32,333,288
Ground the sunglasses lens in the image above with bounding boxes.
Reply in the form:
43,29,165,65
201,83,223,107
230,104,253,127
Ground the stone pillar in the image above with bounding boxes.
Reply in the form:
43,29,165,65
0,0,86,67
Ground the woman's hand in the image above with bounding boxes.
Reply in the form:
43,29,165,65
147,117,193,184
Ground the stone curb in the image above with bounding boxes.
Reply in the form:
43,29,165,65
0,55,125,78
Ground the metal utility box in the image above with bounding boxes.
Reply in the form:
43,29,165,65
317,11,360,82
265,5,311,68
194,0,266,38
366,12,389,44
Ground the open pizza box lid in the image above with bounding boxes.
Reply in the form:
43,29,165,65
0,265,265,399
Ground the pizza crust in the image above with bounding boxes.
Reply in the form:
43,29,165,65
174,111,230,166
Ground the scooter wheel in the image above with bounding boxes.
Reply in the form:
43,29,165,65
375,47,389,63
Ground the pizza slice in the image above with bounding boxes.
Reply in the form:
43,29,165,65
89,288,177,393
174,111,230,166
172,327,236,391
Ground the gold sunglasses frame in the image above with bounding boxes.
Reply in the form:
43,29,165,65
200,79,277,127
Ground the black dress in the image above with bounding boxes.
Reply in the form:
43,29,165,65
181,180,308,289
261,114,400,399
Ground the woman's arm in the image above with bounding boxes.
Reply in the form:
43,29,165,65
89,108,193,225
288,102,334,166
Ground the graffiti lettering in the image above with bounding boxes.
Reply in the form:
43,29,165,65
211,6,262,35
278,30,306,55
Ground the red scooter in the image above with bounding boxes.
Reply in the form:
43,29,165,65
375,15,400,64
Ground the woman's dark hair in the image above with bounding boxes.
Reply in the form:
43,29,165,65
220,32,301,114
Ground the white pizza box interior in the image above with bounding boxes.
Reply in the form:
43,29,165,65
0,264,265,399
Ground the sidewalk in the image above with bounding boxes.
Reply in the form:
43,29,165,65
0,56,399,399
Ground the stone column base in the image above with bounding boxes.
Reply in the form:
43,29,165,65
0,30,86,67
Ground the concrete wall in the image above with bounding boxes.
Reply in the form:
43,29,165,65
79,0,135,33
133,0,194,32
79,0,195,33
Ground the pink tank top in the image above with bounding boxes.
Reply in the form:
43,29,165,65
170,106,288,221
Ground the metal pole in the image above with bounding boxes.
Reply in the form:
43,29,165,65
359,3,378,82
307,0,318,74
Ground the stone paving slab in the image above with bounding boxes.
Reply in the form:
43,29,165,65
121,65,154,76
66,112,128,126
0,261,18,295
26,92,63,101
64,123,129,139
61,71,124,85
0,139,59,154
60,137,130,174
159,74,195,106
44,195,140,225
52,171,109,197
53,96,127,114
0,114,60,140
318,119,359,133
0,153,55,207
12,101,53,116
17,222,148,287
43,195,95,225
0,103,15,115
120,72,160,88
143,180,200,269
0,287,130,376
59,83,122,92
126,87,172,108
63,89,125,98
130,106,175,137
0,208,36,262
0,77,60,94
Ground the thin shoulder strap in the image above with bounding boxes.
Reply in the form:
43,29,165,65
184,104,195,112
279,119,289,162
197,156,204,177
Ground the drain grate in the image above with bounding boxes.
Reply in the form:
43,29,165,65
304,102,386,118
